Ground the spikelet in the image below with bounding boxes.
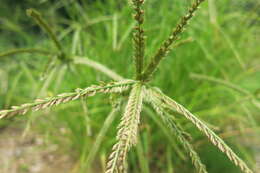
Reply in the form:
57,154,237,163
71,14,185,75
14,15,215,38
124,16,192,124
144,89,207,173
0,80,135,119
149,87,253,173
142,0,205,81
130,0,146,80
106,83,144,173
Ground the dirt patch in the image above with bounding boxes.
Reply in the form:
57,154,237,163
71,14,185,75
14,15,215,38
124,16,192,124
0,125,73,173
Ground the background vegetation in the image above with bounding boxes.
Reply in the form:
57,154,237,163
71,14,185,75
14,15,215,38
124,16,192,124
0,0,259,172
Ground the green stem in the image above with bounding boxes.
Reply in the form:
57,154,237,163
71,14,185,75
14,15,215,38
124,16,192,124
0,48,54,58
85,103,121,171
173,37,194,48
26,9,63,52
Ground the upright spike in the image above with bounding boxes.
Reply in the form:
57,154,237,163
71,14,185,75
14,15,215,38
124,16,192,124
142,0,205,81
130,0,146,80
26,9,63,53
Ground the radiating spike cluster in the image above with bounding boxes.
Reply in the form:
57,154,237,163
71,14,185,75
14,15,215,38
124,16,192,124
149,88,253,173
131,0,146,80
0,1,253,172
0,80,135,119
144,89,207,173
142,0,205,81
106,83,144,173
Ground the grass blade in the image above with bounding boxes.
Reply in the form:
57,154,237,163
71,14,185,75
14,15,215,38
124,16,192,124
74,56,124,81
85,102,121,171
0,48,53,58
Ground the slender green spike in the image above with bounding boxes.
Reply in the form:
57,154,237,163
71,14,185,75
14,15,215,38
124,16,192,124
142,0,205,81
0,48,53,58
26,8,63,52
131,0,146,80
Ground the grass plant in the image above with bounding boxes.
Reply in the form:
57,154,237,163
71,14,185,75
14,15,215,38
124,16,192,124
0,0,259,172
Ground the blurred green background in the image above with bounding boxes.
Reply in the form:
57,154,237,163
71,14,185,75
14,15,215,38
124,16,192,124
0,0,259,173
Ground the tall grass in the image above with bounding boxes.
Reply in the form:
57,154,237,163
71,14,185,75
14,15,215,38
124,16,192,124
0,0,259,172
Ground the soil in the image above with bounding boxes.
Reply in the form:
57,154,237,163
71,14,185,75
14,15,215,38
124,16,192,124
0,125,73,173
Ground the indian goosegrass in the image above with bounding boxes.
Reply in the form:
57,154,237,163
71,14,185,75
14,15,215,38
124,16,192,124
0,0,253,173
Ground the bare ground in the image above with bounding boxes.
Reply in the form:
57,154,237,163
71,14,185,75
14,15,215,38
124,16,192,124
0,125,73,173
